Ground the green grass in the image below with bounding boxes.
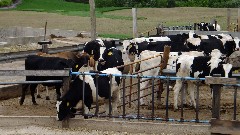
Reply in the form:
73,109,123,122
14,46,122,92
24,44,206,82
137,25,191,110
15,0,90,12
10,0,139,22
98,33,132,39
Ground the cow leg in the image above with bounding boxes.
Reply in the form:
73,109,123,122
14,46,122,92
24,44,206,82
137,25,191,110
55,86,61,100
36,85,41,98
30,84,38,105
20,84,29,105
83,105,90,119
111,88,120,114
45,86,50,100
173,80,182,111
187,82,196,109
139,78,150,106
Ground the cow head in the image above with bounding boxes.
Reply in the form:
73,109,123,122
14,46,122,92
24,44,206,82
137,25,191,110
97,47,124,72
56,99,71,121
71,52,91,72
83,40,102,61
122,40,137,62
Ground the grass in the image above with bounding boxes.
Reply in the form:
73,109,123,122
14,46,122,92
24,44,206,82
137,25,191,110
11,0,133,21
0,1,238,39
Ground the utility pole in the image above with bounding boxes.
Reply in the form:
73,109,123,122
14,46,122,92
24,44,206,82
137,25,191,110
89,0,97,40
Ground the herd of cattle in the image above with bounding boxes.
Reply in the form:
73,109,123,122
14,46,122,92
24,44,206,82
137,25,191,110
17,31,240,121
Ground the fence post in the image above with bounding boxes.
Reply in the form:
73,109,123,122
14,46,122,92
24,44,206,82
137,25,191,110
132,8,138,38
238,8,240,32
61,68,71,128
205,74,237,120
89,0,97,40
38,41,52,53
211,80,222,119
194,23,197,30
227,9,231,31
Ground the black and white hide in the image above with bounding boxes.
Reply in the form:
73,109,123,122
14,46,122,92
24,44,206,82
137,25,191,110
20,54,90,105
56,68,122,121
173,49,233,111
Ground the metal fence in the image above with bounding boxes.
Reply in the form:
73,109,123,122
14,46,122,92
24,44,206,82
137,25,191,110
71,71,240,124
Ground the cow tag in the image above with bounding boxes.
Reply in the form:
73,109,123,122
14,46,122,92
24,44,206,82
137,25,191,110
129,44,132,48
75,65,78,68
108,51,113,55
67,102,69,107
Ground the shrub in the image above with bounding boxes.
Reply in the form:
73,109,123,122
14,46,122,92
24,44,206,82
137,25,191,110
0,0,12,7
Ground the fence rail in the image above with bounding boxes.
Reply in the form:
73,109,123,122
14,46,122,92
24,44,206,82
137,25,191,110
0,69,239,131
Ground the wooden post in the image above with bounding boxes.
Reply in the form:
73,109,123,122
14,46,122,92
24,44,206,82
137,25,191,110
238,8,240,32
38,41,52,53
205,75,237,120
44,21,47,41
89,0,97,40
61,68,71,128
158,46,171,101
227,9,231,31
132,8,138,38
194,23,197,30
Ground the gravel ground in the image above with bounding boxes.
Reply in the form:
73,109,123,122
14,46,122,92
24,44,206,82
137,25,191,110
0,37,237,135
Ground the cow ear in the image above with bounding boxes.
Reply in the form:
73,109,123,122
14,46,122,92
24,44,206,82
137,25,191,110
76,52,82,58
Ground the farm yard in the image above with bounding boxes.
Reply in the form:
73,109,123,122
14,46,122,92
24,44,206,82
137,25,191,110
0,2,240,135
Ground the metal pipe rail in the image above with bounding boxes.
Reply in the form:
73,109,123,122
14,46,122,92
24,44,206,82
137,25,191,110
0,44,84,63
0,80,62,85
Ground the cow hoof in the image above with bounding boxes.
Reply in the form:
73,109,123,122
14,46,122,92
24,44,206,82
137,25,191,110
173,108,178,112
33,102,38,105
37,95,41,98
46,96,50,100
19,101,23,105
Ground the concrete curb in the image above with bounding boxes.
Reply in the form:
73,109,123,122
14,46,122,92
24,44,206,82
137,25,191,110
0,116,210,134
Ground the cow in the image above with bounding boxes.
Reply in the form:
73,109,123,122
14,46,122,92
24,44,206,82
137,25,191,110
138,50,204,105
36,51,93,100
173,49,232,111
97,47,124,72
185,33,238,57
83,38,116,70
19,52,90,105
56,67,122,121
197,22,221,31
121,34,192,72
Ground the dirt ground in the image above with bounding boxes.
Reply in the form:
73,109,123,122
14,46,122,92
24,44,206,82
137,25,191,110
0,36,239,121
0,37,239,135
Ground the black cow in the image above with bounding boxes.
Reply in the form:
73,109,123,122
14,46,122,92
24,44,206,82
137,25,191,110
19,53,90,105
56,68,122,121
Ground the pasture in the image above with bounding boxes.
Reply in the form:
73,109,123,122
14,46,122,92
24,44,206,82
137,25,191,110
0,7,239,38
0,7,240,134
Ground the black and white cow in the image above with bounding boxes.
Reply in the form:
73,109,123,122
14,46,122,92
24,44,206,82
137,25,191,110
83,38,116,70
19,53,90,105
173,49,233,111
36,51,92,100
197,22,221,31
56,67,122,121
186,33,238,56
97,47,124,72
